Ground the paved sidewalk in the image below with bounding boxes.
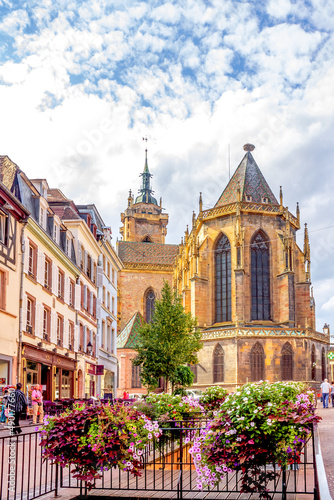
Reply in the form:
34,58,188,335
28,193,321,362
316,404,334,498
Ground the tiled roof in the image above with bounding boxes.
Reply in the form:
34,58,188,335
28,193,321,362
215,151,279,207
47,188,70,202
0,156,19,190
118,241,179,265
117,312,144,348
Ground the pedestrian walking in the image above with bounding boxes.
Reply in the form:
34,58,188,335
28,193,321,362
331,381,334,408
12,383,28,434
320,378,331,408
31,384,44,424
0,390,9,423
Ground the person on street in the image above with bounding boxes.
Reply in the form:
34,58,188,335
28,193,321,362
12,383,28,435
31,384,44,424
0,390,9,423
331,381,334,408
320,378,331,408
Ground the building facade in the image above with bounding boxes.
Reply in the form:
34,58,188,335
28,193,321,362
0,175,29,394
117,151,179,396
174,144,329,390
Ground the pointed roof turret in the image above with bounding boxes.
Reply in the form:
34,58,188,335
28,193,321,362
135,149,158,205
215,144,278,207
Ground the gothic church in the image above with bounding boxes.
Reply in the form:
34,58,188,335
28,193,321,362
117,144,329,394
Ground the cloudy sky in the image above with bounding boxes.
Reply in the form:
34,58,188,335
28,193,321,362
0,0,333,333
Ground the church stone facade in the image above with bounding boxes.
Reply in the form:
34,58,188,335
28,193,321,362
174,144,329,389
117,144,329,394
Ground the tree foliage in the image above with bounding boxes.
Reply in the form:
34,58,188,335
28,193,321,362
133,281,201,391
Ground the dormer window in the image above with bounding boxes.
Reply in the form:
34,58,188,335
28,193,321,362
246,195,252,202
66,237,71,257
40,207,46,229
53,224,59,243
262,197,269,204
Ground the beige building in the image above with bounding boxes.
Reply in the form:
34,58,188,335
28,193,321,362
48,191,100,398
0,177,29,393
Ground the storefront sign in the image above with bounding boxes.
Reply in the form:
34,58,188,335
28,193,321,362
87,363,96,375
96,365,104,375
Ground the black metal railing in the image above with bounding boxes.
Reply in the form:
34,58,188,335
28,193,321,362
0,430,58,500
0,421,321,500
60,421,319,499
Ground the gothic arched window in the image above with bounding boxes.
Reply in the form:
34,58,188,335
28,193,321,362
142,235,152,242
131,363,142,388
251,342,265,382
281,342,293,380
311,345,316,381
213,344,224,383
321,347,326,381
145,289,155,323
188,364,198,384
215,233,231,323
251,231,271,321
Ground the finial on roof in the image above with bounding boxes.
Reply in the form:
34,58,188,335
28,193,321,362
199,192,203,213
192,211,196,228
296,202,300,224
243,143,255,152
279,186,283,208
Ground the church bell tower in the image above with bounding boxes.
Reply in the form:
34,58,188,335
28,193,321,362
120,149,169,243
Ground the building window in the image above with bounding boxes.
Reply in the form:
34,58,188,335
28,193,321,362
69,279,75,307
79,323,84,352
43,307,50,341
215,233,231,323
28,242,37,279
250,342,265,382
0,211,9,245
311,344,316,380
145,289,155,323
66,238,71,257
213,344,224,383
40,207,45,229
69,322,74,351
0,269,6,310
281,342,293,380
107,291,110,310
131,363,142,388
53,224,58,243
107,262,110,279
101,320,106,349
57,315,63,346
44,257,52,290
87,254,91,279
103,286,106,305
251,231,271,321
112,296,115,315
80,245,84,270
188,364,198,384
58,269,65,300
322,347,326,381
26,295,35,334
112,267,115,284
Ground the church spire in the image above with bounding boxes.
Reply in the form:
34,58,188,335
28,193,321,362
135,148,158,205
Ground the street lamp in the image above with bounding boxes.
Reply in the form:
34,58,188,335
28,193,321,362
323,323,330,336
87,341,93,356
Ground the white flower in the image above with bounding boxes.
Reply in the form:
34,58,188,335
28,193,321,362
250,422,255,427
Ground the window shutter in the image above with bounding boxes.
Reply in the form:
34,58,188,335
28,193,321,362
77,240,82,267
97,265,103,287
74,325,79,352
63,319,69,349
51,311,57,344
37,252,44,284
84,285,87,309
96,297,101,320
64,276,70,304
91,259,94,282
84,251,88,274
21,294,27,332
83,325,87,352
35,302,43,339
51,264,58,295
75,284,81,310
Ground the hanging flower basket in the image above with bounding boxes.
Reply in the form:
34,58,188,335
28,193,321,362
40,403,162,487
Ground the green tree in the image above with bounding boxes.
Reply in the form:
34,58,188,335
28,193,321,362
133,281,201,392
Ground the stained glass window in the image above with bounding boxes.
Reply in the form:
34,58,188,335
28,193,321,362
251,231,271,320
215,234,231,323
281,342,293,380
145,289,155,323
213,344,224,383
251,342,265,381
311,344,316,380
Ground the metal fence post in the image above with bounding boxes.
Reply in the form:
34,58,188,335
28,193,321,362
54,463,59,497
281,467,287,500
